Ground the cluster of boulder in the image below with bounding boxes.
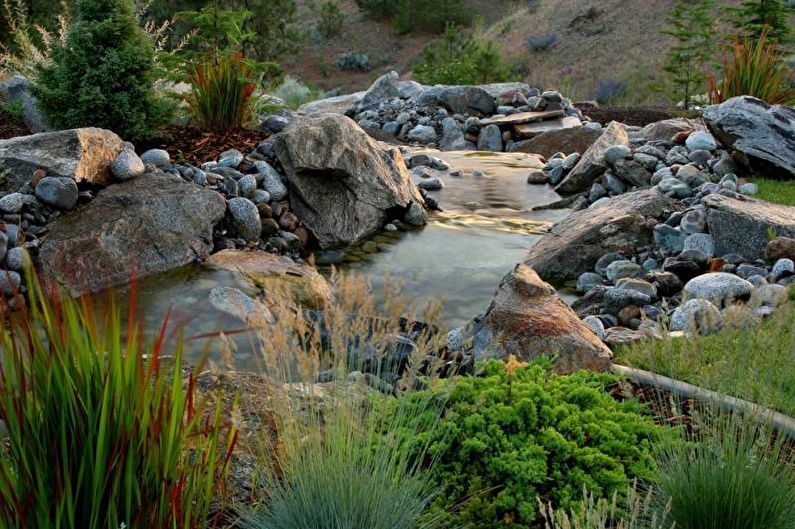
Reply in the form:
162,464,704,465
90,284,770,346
297,71,593,153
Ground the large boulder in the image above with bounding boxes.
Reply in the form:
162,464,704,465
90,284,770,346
273,114,424,248
508,126,602,158
636,118,702,142
703,96,795,180
39,172,226,295
555,121,629,194
297,91,365,115
205,249,334,309
349,71,399,113
525,189,683,284
703,193,795,260
435,86,496,116
0,128,123,192
476,264,612,373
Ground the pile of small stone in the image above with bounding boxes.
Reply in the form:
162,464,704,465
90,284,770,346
343,72,585,153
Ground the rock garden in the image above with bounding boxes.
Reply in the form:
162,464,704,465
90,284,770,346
1,0,795,527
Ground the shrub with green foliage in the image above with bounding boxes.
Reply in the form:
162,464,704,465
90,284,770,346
33,0,173,142
413,23,517,86
335,50,372,72
314,0,346,39
0,276,234,529
729,0,793,47
387,360,662,528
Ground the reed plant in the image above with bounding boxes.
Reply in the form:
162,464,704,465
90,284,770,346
187,52,258,131
0,275,236,529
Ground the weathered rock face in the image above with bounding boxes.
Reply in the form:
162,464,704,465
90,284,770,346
435,86,496,116
555,121,629,194
39,172,226,295
477,264,612,373
0,128,123,192
703,194,795,260
525,190,683,284
205,249,334,309
273,114,424,248
350,71,400,113
297,92,365,115
703,96,795,180
508,126,602,158
636,118,700,142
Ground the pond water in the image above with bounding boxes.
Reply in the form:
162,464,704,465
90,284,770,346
112,149,569,370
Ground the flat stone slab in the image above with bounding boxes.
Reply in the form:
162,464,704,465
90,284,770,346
480,109,565,126
555,121,629,194
514,116,582,139
703,194,795,260
508,127,602,159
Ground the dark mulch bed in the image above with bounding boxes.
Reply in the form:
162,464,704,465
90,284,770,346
138,126,269,166
575,104,675,127
0,110,31,139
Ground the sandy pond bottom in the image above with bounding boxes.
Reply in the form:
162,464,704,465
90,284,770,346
112,150,569,370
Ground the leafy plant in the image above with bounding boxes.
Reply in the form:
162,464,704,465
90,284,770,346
33,0,173,142
413,22,516,85
2,99,23,120
187,51,258,130
728,0,793,47
386,360,662,528
335,50,372,72
707,29,795,105
0,0,69,79
270,75,324,109
0,275,235,529
314,0,345,39
652,411,795,529
661,0,717,109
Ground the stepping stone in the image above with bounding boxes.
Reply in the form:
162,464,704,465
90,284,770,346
514,116,582,139
480,109,565,126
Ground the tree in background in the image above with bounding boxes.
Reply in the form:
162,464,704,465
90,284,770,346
729,0,793,47
33,0,172,141
240,0,300,61
660,0,717,108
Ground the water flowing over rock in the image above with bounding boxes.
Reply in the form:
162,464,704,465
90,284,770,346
0,128,123,192
703,193,795,260
205,249,334,309
703,96,795,180
555,121,629,194
39,172,226,295
525,189,683,284
476,264,612,373
273,114,424,248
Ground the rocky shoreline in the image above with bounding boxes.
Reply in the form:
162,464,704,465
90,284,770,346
0,77,794,388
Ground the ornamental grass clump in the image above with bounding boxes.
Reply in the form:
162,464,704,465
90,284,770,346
187,52,258,131
652,410,795,529
241,274,446,529
707,28,795,105
0,276,236,529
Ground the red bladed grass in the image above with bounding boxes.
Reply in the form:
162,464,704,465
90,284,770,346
187,52,258,131
0,273,236,529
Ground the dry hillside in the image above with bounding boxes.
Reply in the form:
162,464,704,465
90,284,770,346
286,0,750,103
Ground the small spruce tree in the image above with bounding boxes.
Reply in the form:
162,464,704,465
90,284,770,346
661,0,717,109
729,0,793,47
33,0,172,142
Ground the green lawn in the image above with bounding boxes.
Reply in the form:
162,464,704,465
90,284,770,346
753,178,795,206
615,303,795,416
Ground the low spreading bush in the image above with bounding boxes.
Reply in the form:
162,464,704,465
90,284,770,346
525,33,559,51
707,29,795,105
187,52,258,130
0,276,235,529
315,0,346,39
270,75,324,109
335,50,372,72
355,0,470,34
595,79,628,105
652,412,795,529
385,360,662,528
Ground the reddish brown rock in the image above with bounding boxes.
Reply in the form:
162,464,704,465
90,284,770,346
508,126,602,159
479,264,612,373
765,237,795,263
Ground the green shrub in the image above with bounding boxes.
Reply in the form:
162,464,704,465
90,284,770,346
653,412,795,529
355,0,469,34
335,50,372,72
187,52,258,130
33,0,173,142
315,0,345,39
270,75,324,109
729,0,793,47
387,360,662,528
413,23,517,85
707,29,795,105
0,277,234,529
